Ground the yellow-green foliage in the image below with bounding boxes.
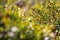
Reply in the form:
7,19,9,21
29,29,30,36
0,0,60,40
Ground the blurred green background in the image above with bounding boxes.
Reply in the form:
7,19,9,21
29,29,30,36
0,0,60,40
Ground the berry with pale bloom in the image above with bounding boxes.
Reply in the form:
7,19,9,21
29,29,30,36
8,32,14,37
44,37,49,40
11,26,18,32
